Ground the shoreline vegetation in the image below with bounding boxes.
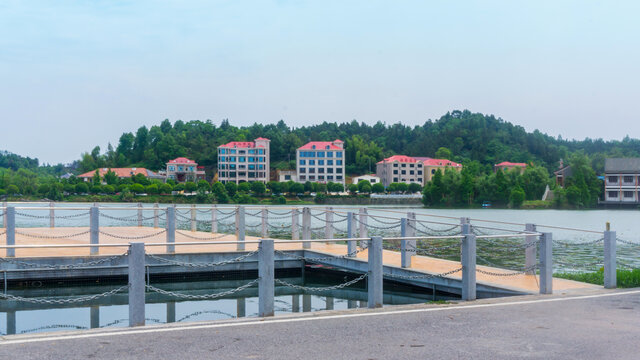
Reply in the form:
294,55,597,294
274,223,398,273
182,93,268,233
555,269,640,288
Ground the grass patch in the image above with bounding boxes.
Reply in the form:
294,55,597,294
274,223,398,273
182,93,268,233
555,268,640,288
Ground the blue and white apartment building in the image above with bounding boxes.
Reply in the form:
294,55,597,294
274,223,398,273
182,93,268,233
296,140,346,185
217,138,270,184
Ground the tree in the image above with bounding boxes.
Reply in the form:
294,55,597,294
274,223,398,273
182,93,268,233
251,181,266,195
212,181,226,198
348,184,358,194
185,181,197,193
372,183,385,193
37,184,51,195
360,183,372,193
159,183,173,194
509,186,525,208
197,180,211,191
146,184,159,194
102,185,116,194
130,183,145,194
225,182,237,196
267,181,282,195
104,169,118,185
304,181,313,193
357,180,372,193
435,147,452,160
75,183,89,194
396,182,408,193
6,184,19,195
173,183,185,192
238,182,251,193
408,183,422,193
290,182,304,194
92,170,101,186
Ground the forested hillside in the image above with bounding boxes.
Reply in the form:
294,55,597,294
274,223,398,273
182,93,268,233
76,110,640,175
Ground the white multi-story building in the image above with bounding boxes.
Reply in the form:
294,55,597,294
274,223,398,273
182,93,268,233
217,138,270,184
296,140,345,185
604,158,640,204
376,155,424,187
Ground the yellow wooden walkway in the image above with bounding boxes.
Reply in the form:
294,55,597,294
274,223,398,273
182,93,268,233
2,227,599,294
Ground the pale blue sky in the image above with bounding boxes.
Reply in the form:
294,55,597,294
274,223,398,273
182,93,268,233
1,1,639,164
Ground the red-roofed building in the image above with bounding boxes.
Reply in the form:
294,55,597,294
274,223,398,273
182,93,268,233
78,168,162,182
376,155,424,187
495,161,527,174
414,157,463,182
217,138,270,184
296,140,345,185
166,157,206,182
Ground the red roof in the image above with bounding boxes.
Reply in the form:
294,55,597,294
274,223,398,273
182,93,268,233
377,155,418,164
219,141,266,148
167,157,196,164
298,141,343,150
255,137,270,141
495,161,527,167
78,168,157,178
421,158,462,167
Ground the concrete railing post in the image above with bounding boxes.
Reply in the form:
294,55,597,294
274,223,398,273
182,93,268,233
401,218,416,268
325,207,334,240
604,228,617,289
461,226,476,301
539,232,553,294
368,236,383,308
291,208,299,241
236,206,245,251
137,203,143,227
460,217,470,234
359,208,368,239
153,203,159,229
166,207,175,254
1,201,6,228
128,242,146,327
6,207,15,257
302,207,311,249
261,207,268,238
211,205,217,233
347,212,356,257
525,223,537,275
90,206,99,255
49,201,55,228
258,239,274,317
190,204,197,232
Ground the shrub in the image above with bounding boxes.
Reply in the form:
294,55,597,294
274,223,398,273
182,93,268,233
372,183,385,193
102,185,116,194
173,183,185,192
238,182,251,193
37,184,51,195
130,183,145,194
146,184,159,194
197,180,211,191
159,183,173,194
185,181,197,193
275,195,286,204
251,181,266,195
74,183,89,194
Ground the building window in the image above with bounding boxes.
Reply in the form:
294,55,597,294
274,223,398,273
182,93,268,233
317,152,325,157
431,169,436,174
624,176,634,183
393,170,398,174
318,160,324,165
239,157,246,162
336,160,342,165
410,164,414,168
229,157,236,162
393,177,398,182
327,160,333,165
393,164,398,167
318,168,325,174
299,168,306,173
417,171,422,175
309,160,315,165
327,175,334,180
248,149,255,154
248,157,255,162
326,152,333,158
336,152,342,157
169,166,175,171
318,175,325,180
336,176,343,180
327,168,333,174
608,176,618,183
309,175,316,181
608,191,618,198
300,175,306,181
401,170,406,175
336,168,342,173
624,191,634,198
409,170,414,175
220,149,226,154
309,168,316,173
300,160,306,165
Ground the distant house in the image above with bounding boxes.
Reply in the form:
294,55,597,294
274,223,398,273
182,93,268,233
495,161,527,174
78,168,161,183
603,158,640,204
166,157,206,183
414,157,463,182
217,138,270,184
277,170,297,182
376,155,424,187
352,174,381,185
554,166,572,188
296,140,345,185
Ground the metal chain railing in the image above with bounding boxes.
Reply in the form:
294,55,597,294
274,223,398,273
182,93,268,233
275,273,367,292
368,216,403,225
617,238,640,246
100,213,161,222
384,267,462,280
0,252,129,269
552,237,605,246
275,244,369,262
354,217,401,230
146,249,259,268
267,210,293,216
15,229,91,239
145,278,259,300
20,324,88,333
99,229,166,240
16,211,90,219
476,264,539,277
414,221,460,233
0,285,129,304
176,309,236,322
174,231,228,240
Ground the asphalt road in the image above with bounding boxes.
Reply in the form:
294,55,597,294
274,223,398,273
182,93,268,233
1,290,639,360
